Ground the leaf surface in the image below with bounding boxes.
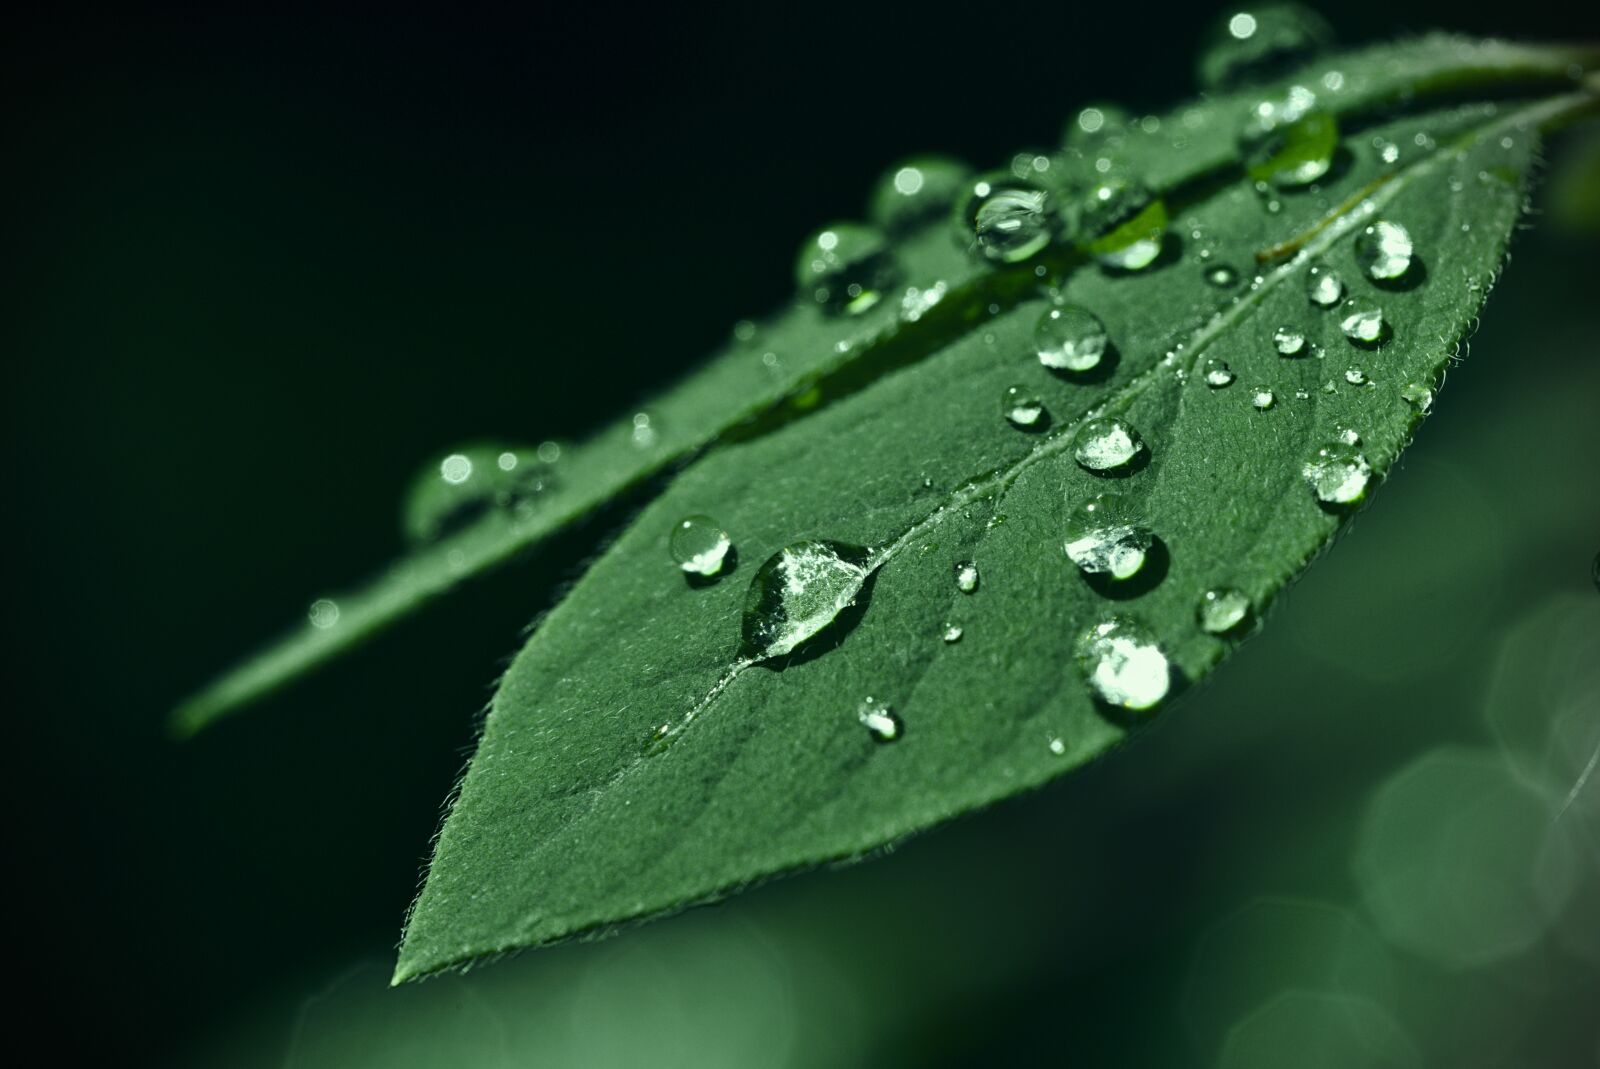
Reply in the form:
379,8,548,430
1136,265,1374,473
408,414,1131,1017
173,36,1595,734
395,45,1599,980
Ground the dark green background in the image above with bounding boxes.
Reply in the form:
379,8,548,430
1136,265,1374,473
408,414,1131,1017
8,3,1597,1065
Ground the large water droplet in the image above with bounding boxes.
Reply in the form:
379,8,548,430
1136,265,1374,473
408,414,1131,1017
870,156,971,232
1197,588,1251,633
1302,442,1373,505
954,560,980,593
1077,616,1171,711
403,444,554,544
1079,178,1168,271
857,696,903,743
1339,297,1386,346
961,176,1053,263
1204,358,1236,388
1064,494,1154,580
1273,325,1308,356
1001,385,1046,428
794,223,898,315
669,515,732,577
1196,4,1334,90
1307,264,1345,307
1073,417,1145,472
740,540,872,659
1354,220,1415,282
1240,85,1338,188
1035,304,1109,372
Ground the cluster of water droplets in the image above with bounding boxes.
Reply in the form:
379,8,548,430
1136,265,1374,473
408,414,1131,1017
402,442,561,545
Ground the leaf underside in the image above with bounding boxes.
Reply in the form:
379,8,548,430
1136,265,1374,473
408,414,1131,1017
173,36,1597,735
393,40,1598,981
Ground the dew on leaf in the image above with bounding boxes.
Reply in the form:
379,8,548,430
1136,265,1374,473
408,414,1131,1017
962,177,1054,263
1035,304,1109,372
307,598,341,630
1196,4,1333,90
1064,494,1154,580
1302,442,1372,505
942,624,964,643
1400,381,1434,412
1204,358,1236,387
794,223,898,315
1354,220,1415,282
1273,326,1308,355
1251,386,1276,409
1079,178,1168,270
1064,103,1132,150
1205,264,1241,287
1048,737,1067,755
870,156,971,232
739,540,872,659
1198,588,1252,634
669,515,733,577
1073,416,1146,473
1001,385,1046,428
1339,297,1386,345
403,443,554,544
1239,85,1338,188
1307,264,1344,307
1077,616,1171,711
857,697,903,743
1344,367,1368,385
954,560,980,593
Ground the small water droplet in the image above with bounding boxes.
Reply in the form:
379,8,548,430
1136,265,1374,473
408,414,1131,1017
794,223,898,315
942,624,964,643
870,156,971,232
307,598,341,630
1196,5,1333,90
1307,264,1345,307
1339,297,1386,346
1064,103,1132,150
669,515,733,577
1001,385,1046,428
1344,367,1367,385
1240,85,1338,187
857,696,903,743
1072,417,1145,473
1203,358,1236,388
1064,494,1154,580
1077,616,1171,711
1048,737,1067,755
1251,386,1276,409
404,443,555,543
954,560,980,593
1273,326,1308,356
1373,137,1401,165
1336,426,1362,446
631,411,660,447
1400,381,1434,412
1035,304,1109,372
740,540,872,659
732,319,758,342
537,440,562,464
1354,220,1415,282
1079,177,1168,271
1197,588,1251,634
1205,263,1240,287
1302,441,1372,505
962,176,1054,263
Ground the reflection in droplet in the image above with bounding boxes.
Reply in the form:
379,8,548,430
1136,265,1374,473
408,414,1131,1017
1077,616,1170,711
1307,265,1344,307
739,540,871,660
794,223,898,315
1035,305,1109,372
1239,85,1338,188
1339,297,1385,345
1001,385,1046,428
1072,417,1145,473
1064,494,1154,580
962,177,1053,263
1354,220,1415,282
669,515,733,577
1080,178,1168,271
1273,326,1308,356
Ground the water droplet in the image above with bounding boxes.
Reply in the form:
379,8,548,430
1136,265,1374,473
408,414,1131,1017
1251,386,1276,409
1400,381,1434,412
1035,304,1109,372
403,443,555,543
1302,442,1372,505
669,515,732,577
307,598,341,630
1344,367,1367,385
1197,4,1333,90
1072,416,1145,472
1273,326,1308,356
1239,85,1338,187
1001,385,1046,428
1354,220,1415,282
1336,426,1361,446
1079,178,1168,270
961,176,1053,263
1339,297,1385,346
1205,264,1240,287
870,156,971,232
954,560,980,593
1064,103,1132,150
631,411,659,447
1204,358,1236,388
1048,737,1067,755
537,440,562,464
1197,588,1251,634
942,624,964,643
857,697,903,743
794,223,898,315
1064,494,1154,580
740,540,872,659
1077,616,1171,711
732,319,757,342
1307,264,1345,307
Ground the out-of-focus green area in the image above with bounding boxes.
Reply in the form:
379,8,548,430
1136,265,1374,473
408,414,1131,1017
6,3,1595,1066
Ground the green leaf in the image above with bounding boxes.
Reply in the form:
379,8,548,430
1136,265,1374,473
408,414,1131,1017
394,44,1599,980
172,35,1596,734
